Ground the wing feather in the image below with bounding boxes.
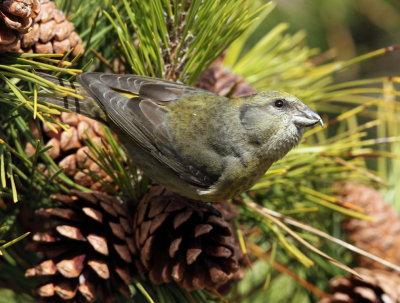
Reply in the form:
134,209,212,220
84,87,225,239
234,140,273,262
77,73,215,188
78,73,211,102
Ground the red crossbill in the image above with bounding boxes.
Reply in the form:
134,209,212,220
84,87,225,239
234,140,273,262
39,73,323,201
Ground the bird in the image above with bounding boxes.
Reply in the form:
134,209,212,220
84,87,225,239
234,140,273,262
38,72,323,202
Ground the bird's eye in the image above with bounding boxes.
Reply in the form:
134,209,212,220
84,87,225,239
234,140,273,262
274,99,284,108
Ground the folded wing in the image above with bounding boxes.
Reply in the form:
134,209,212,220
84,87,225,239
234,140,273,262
78,73,216,188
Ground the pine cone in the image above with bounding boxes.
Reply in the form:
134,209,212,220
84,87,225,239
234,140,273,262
25,190,135,302
0,0,83,55
26,113,117,193
335,183,400,271
195,55,256,98
0,0,40,52
318,267,400,303
132,186,240,292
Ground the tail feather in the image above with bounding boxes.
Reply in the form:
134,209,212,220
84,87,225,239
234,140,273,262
36,72,107,123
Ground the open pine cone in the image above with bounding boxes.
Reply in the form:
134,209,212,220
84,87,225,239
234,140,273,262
132,186,241,292
25,190,135,302
335,183,400,271
0,0,83,55
0,0,40,52
26,112,118,193
318,267,400,303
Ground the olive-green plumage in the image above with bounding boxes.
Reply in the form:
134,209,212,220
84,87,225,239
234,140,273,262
38,73,323,202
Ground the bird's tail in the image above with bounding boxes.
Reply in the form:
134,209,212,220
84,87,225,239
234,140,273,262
37,72,107,123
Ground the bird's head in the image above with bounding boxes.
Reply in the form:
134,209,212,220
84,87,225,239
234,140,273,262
239,91,323,161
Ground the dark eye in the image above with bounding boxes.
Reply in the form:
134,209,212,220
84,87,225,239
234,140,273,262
275,99,284,108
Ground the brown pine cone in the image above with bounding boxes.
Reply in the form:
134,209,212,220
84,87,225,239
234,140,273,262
318,267,400,303
26,113,117,193
25,190,135,302
132,186,240,292
195,55,256,98
0,0,40,52
335,183,400,271
0,0,83,55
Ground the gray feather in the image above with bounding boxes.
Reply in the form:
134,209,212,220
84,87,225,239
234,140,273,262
77,73,216,188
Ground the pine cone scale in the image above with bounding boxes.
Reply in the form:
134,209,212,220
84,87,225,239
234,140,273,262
87,259,109,279
56,225,86,241
82,207,103,223
169,237,182,258
148,255,170,284
55,254,85,278
54,280,77,300
29,259,57,276
194,223,213,237
32,231,60,242
186,246,202,264
138,220,152,246
173,209,194,229
36,207,79,221
109,221,125,240
87,234,109,255
113,244,132,263
170,257,185,282
37,282,54,297
149,212,169,233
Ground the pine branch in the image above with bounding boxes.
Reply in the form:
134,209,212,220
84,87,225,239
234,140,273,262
106,0,269,83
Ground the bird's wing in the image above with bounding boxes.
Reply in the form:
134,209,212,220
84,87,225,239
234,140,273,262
77,73,216,188
79,73,210,101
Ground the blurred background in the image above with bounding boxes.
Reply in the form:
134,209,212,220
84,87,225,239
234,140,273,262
259,0,400,81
